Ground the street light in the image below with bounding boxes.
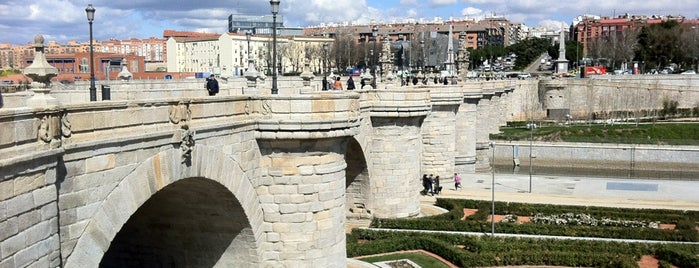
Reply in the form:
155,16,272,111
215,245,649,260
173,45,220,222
490,142,496,236
372,26,378,80
246,31,252,64
85,4,96,102
323,42,328,91
270,0,280,94
420,39,425,72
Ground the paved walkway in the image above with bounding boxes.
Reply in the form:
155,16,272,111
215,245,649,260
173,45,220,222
425,173,699,211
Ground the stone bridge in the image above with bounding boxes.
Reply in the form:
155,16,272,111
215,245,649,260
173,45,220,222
1,75,696,267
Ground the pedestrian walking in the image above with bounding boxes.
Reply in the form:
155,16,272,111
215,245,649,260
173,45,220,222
205,74,219,96
454,172,462,190
333,76,343,90
347,76,356,90
427,174,434,196
421,174,430,195
434,176,442,195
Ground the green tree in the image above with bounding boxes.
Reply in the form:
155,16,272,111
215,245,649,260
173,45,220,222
506,37,552,70
635,21,683,71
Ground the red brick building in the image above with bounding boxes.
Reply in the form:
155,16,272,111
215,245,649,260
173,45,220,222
572,14,696,55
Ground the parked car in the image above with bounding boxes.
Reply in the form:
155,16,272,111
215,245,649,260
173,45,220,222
681,70,696,75
517,73,531,79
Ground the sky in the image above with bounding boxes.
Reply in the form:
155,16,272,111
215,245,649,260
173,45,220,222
1,0,698,45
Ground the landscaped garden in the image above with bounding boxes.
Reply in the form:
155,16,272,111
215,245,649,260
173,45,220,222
491,122,699,145
348,199,699,267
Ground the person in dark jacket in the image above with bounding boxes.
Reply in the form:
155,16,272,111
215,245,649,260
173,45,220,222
347,76,356,90
205,74,219,96
421,174,432,196
433,176,442,195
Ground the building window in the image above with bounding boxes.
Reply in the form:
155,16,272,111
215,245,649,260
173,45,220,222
80,58,89,73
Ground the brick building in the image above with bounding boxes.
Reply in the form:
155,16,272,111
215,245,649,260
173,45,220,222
572,14,696,55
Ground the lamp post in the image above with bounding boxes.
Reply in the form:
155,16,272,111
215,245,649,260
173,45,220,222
490,142,495,236
420,39,425,72
270,0,280,94
85,4,96,102
323,42,328,91
246,31,252,63
372,26,378,77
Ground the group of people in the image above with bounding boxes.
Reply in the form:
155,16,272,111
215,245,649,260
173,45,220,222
323,76,356,91
421,173,462,196
421,174,441,196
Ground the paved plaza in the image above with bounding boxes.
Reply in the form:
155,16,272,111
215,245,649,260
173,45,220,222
425,173,699,211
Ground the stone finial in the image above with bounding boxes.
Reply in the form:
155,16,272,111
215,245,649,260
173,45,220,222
379,35,394,82
359,69,373,90
23,34,59,108
244,57,263,94
117,61,133,80
299,58,315,93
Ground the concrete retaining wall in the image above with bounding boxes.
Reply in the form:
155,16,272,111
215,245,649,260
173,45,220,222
492,142,699,178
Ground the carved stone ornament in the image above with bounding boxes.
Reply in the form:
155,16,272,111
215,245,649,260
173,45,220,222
38,116,52,143
179,125,195,164
168,101,191,126
37,113,68,148
61,112,72,137
261,100,272,116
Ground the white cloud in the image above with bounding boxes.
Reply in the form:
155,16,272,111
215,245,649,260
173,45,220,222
538,20,568,30
1,0,698,45
430,0,459,6
461,7,483,16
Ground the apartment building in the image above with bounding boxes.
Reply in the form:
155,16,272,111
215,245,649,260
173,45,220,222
572,14,696,54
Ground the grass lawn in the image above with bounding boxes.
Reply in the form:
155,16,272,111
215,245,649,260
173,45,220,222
357,252,450,268
492,123,699,145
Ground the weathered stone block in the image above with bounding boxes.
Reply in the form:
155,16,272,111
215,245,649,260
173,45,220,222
0,232,26,258
4,192,34,218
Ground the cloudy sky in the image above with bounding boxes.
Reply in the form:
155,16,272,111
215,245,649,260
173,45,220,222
1,0,697,45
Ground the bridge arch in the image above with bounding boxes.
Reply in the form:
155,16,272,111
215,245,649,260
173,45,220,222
345,137,371,218
64,145,264,267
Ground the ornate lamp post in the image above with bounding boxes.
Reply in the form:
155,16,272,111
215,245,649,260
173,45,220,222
85,4,96,101
270,0,280,94
246,31,252,62
372,26,378,76
323,42,328,91
420,39,425,71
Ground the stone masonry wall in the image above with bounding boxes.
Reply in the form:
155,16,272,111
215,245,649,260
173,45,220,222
455,98,479,174
422,105,458,180
368,117,422,218
256,138,348,267
0,156,61,268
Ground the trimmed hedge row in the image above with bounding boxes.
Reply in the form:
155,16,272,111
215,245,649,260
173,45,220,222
446,199,699,224
380,198,699,242
348,229,674,267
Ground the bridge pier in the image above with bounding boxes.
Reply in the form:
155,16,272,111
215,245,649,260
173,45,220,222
455,86,483,174
475,86,495,171
421,88,462,180
365,89,431,218
256,138,348,267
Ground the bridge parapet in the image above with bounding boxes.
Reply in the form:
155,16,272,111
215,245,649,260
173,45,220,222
254,93,361,140
362,88,431,117
428,86,463,106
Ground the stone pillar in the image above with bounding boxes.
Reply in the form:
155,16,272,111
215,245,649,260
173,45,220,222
421,89,462,179
370,117,423,218
475,84,495,171
490,89,503,134
257,138,347,267
455,85,483,174
367,89,431,218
